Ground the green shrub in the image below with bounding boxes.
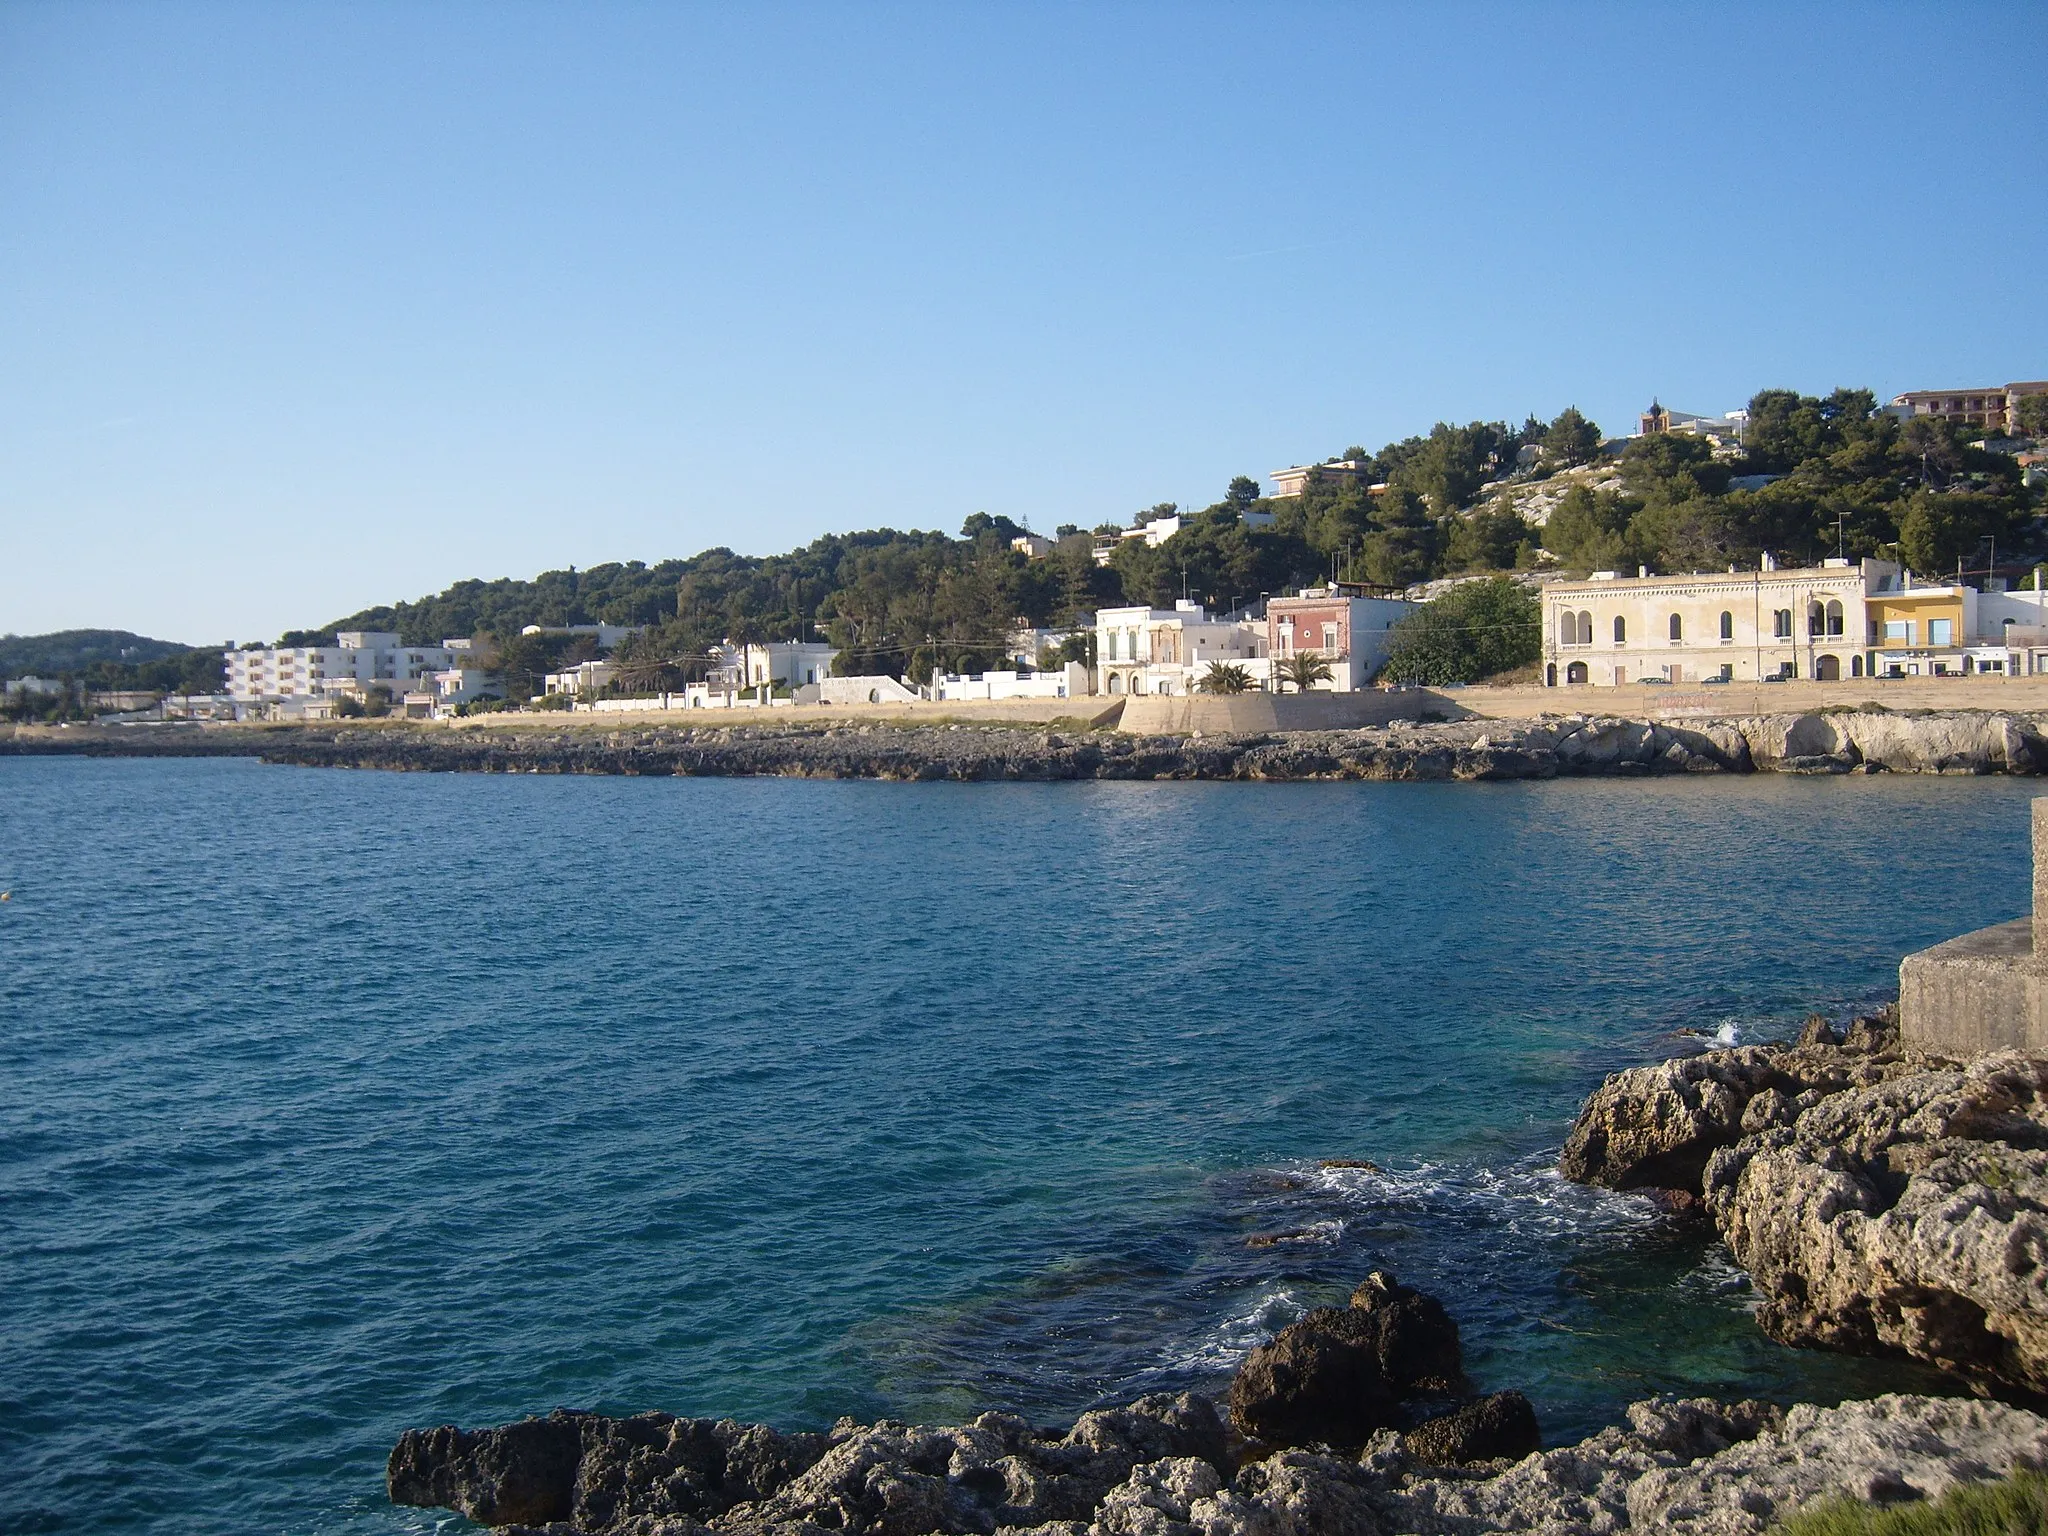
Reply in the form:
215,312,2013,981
1775,1470,2048,1536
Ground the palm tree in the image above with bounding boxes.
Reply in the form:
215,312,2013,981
1198,661,1255,694
1279,651,1334,693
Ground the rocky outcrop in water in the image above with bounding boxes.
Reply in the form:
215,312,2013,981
1705,1052,2048,1402
1560,1018,2048,1402
389,1392,2048,1534
1557,1011,1922,1193
1227,1271,1465,1450
12,708,2048,780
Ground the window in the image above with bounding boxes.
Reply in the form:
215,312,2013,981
1719,610,1733,642
1808,601,1826,637
1773,608,1793,639
1613,616,1626,643
1668,613,1683,641
1825,600,1844,636
1577,610,1592,646
1885,620,1912,642
1930,618,1954,645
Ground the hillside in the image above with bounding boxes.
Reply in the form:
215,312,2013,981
0,629,198,678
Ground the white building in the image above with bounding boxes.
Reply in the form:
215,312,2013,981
224,632,460,707
519,622,636,649
932,663,1092,701
542,661,618,697
1096,601,1271,696
1008,622,1091,668
4,675,65,697
738,641,839,691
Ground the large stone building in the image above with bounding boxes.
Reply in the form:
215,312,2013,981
1542,559,2048,687
1891,381,2048,435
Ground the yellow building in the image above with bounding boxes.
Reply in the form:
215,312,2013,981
1541,558,2042,685
1541,558,1893,687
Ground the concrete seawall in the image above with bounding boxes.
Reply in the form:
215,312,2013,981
1115,691,1466,734
1901,798,2048,1055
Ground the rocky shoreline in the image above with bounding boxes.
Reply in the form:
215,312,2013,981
10,707,2048,780
386,1012,2048,1534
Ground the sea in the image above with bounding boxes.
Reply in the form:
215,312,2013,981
1,755,2035,1534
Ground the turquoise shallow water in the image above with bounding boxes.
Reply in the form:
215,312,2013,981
0,757,2034,1533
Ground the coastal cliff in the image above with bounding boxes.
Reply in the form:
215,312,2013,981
15,706,2048,780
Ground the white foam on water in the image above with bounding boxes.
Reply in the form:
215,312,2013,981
1135,1282,1310,1382
1679,1241,1758,1312
1713,1019,1741,1045
1301,1156,1666,1244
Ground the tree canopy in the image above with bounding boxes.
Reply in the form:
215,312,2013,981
189,384,2042,685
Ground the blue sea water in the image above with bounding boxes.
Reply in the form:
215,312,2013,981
0,756,2037,1534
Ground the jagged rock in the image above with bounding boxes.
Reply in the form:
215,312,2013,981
387,1410,827,1530
394,1396,1227,1535
1557,1047,1784,1193
1704,1051,2048,1399
1226,1272,1461,1449
390,1392,2048,1535
1402,1391,1541,1466
1557,1018,1920,1194
1366,1392,2044,1535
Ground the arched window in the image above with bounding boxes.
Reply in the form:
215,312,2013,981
1825,599,1844,637
1773,608,1793,639
1613,615,1627,643
1669,613,1683,641
1558,612,1578,647
1719,610,1733,641
1577,611,1593,646
1808,601,1826,637
1852,655,1864,678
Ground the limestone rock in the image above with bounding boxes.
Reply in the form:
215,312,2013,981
1557,1047,1783,1193
393,1395,1227,1535
1703,1051,2048,1397
1557,1018,1920,1194
1403,1391,1542,1467
1227,1272,1462,1449
389,1392,2048,1535
1367,1392,2044,1535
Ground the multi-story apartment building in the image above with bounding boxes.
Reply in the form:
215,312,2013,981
224,631,461,708
1542,558,2048,686
1095,602,1269,695
1891,382,2048,435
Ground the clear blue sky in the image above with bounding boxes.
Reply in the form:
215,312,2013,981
3,2,2043,644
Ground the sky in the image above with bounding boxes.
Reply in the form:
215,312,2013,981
2,3,2044,645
